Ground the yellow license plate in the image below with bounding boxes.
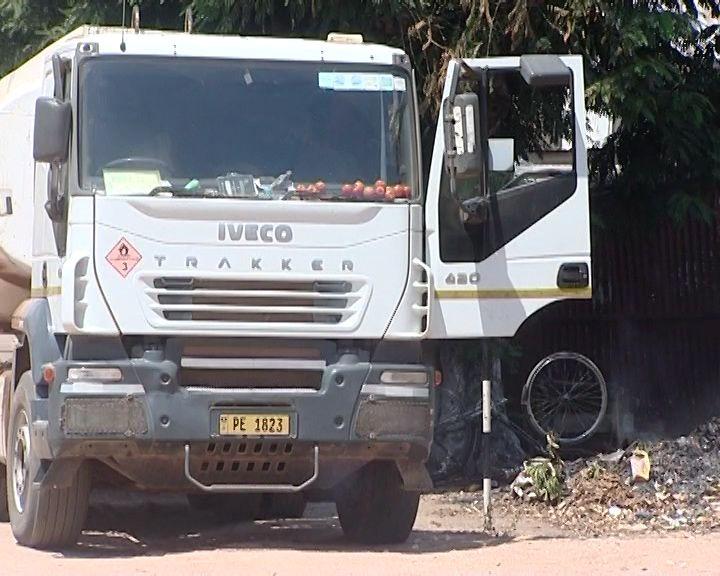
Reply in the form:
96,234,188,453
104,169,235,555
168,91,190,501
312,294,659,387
218,413,291,437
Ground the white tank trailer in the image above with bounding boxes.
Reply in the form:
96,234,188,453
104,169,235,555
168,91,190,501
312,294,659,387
0,29,90,325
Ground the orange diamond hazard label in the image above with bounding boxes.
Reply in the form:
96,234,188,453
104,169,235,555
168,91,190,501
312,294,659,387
106,237,142,278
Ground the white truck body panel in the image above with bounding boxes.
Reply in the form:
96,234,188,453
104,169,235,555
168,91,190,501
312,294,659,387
1,27,420,338
85,197,411,338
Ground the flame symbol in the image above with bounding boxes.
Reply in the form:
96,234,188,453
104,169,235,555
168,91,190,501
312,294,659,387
118,243,129,257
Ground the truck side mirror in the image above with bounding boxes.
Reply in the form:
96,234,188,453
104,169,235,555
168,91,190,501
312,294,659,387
33,97,71,163
445,92,482,179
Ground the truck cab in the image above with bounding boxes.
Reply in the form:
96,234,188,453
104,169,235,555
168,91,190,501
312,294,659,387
0,26,589,548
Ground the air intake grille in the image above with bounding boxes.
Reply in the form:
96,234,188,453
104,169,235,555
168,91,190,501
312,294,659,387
177,340,328,390
139,273,370,332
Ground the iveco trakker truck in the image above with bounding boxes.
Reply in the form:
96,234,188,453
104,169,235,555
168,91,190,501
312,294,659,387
0,25,590,548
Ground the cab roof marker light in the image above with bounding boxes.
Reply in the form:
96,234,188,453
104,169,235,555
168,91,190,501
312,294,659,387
67,367,122,382
327,33,364,44
380,371,428,385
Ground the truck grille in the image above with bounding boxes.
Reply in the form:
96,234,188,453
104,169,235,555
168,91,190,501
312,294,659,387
177,340,329,391
139,273,370,332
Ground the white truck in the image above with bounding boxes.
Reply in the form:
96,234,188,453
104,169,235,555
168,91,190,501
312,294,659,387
0,24,590,548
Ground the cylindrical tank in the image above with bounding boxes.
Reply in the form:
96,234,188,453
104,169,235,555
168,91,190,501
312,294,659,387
0,40,42,325
0,248,30,326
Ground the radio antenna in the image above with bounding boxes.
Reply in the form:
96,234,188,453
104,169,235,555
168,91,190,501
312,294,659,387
120,0,127,52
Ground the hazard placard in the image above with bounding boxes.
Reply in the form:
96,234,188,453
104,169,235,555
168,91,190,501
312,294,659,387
106,237,142,278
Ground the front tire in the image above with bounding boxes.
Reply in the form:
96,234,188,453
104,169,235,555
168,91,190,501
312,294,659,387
7,375,90,549
335,461,419,545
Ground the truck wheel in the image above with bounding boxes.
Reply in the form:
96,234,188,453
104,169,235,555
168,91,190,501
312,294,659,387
260,493,306,519
187,493,262,522
7,375,90,549
0,463,8,522
336,461,419,545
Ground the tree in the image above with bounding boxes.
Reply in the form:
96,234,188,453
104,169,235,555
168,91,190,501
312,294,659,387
0,1,185,76
1,0,719,218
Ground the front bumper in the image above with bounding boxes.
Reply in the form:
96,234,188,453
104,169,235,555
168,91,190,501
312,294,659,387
34,353,433,480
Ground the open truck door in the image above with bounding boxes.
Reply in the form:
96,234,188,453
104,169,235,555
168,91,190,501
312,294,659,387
425,55,591,338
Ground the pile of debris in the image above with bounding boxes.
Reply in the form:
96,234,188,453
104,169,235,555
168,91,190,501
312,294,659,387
503,418,720,534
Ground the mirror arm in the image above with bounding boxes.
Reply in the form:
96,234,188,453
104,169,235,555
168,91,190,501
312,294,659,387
44,165,63,222
478,68,490,201
51,54,64,99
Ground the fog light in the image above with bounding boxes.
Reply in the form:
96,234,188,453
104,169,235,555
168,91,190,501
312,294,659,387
355,399,430,439
62,397,148,436
380,370,428,385
67,367,122,382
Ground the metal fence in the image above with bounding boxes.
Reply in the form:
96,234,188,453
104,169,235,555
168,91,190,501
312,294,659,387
509,197,720,439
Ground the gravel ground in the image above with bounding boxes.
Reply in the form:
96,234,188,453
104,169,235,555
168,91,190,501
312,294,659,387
2,490,720,575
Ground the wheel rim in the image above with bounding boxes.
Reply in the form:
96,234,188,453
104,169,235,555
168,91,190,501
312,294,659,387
524,352,607,445
12,409,30,514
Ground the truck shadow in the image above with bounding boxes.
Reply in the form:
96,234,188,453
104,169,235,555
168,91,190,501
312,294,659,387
60,491,526,558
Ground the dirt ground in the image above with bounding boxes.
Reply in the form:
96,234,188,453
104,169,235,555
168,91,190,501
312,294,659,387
1,490,719,576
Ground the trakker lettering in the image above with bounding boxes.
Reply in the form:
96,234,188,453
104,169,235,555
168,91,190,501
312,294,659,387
152,255,355,272
218,223,293,243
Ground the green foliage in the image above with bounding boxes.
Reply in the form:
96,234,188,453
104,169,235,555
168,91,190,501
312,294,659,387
519,435,566,503
1,0,719,221
523,458,565,502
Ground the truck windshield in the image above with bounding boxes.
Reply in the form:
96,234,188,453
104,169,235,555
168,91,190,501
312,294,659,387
79,57,417,202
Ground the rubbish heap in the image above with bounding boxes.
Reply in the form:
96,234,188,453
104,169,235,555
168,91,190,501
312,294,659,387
504,417,720,534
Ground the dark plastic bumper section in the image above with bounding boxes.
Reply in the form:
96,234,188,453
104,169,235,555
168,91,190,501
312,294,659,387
42,356,433,460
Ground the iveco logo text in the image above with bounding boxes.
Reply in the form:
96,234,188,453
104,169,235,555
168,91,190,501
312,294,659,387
218,223,293,243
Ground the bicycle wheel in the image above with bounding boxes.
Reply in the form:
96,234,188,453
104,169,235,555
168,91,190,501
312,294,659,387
522,352,607,445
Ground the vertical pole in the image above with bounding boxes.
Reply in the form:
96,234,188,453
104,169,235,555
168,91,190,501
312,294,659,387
482,378,492,531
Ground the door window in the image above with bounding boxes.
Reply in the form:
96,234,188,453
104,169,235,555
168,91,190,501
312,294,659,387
439,69,576,262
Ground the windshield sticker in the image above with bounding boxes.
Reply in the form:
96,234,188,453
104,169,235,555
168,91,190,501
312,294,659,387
317,72,406,92
102,169,162,196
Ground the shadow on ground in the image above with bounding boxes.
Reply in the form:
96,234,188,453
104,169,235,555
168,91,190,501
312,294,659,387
59,490,529,559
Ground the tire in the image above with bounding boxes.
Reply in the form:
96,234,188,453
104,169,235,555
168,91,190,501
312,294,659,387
336,461,419,545
187,493,262,522
259,493,306,519
0,463,9,522
522,351,608,446
7,375,90,549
